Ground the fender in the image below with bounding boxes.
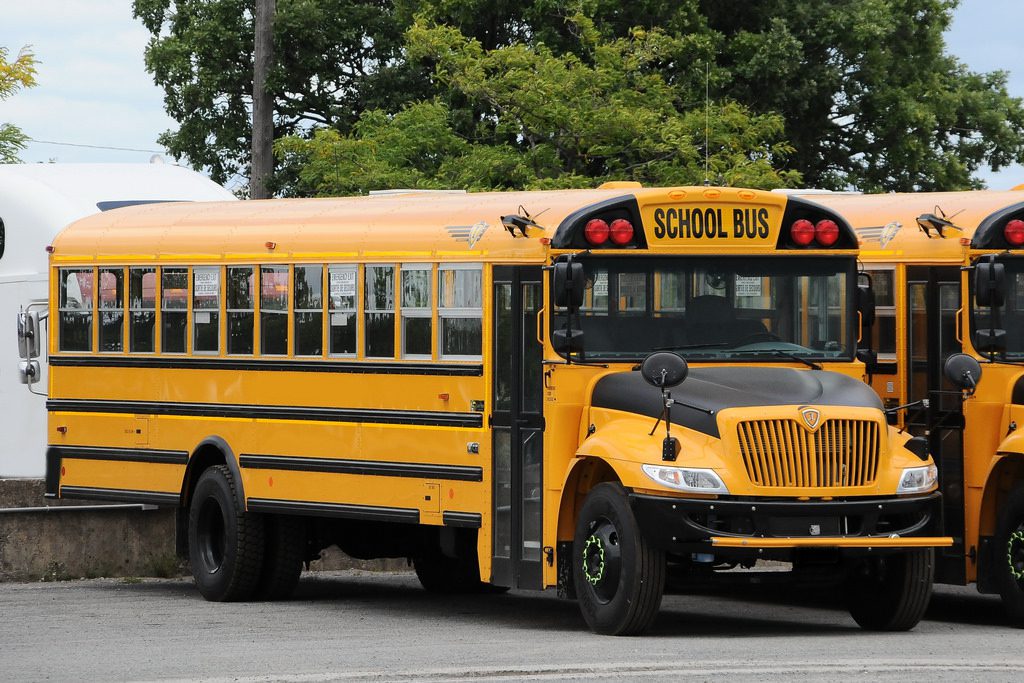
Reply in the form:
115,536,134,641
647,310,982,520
183,436,245,509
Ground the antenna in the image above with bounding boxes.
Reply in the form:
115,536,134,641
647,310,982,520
704,62,710,186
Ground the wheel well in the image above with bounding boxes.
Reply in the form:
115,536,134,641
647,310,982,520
556,457,621,542
980,455,1024,537
176,437,240,558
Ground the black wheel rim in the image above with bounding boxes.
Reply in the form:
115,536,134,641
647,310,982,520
581,516,622,604
197,497,226,575
1009,523,1024,589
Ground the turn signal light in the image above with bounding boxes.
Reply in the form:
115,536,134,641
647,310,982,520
609,219,634,245
791,219,815,246
1005,219,1024,247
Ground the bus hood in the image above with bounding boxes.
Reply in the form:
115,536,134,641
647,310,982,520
590,367,883,439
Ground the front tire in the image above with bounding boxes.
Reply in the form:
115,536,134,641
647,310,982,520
845,549,934,631
188,465,265,602
994,486,1024,627
572,483,665,636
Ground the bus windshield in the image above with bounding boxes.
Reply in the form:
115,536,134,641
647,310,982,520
553,256,855,362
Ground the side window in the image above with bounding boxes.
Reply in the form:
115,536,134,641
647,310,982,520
227,267,254,355
260,265,289,355
59,268,93,352
98,268,124,352
617,272,646,312
870,269,896,357
365,264,395,358
438,264,482,359
162,268,188,353
295,265,323,356
328,265,357,356
193,266,220,354
129,268,156,352
401,264,432,358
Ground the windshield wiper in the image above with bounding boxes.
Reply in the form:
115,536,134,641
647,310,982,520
768,349,822,370
652,342,731,351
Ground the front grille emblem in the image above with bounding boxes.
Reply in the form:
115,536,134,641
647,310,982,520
800,407,820,430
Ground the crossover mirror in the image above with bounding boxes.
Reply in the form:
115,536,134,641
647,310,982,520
19,359,39,385
640,351,689,389
943,353,982,393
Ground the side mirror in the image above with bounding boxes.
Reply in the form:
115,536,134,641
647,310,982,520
553,261,585,309
17,310,40,359
19,359,40,385
640,352,688,389
974,259,1005,308
856,284,876,329
551,327,584,354
943,353,982,392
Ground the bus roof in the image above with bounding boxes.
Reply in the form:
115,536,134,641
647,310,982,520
808,190,1024,261
51,186,825,263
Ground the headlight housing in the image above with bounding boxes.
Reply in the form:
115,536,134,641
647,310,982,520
896,464,938,495
642,464,729,494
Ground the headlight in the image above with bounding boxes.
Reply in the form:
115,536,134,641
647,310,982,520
896,464,938,494
642,464,729,494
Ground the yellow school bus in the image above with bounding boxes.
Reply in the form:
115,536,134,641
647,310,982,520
35,186,950,635
811,189,1024,625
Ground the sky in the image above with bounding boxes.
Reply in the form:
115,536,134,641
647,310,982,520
1,0,1022,192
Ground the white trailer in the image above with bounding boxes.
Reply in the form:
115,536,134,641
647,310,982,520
1,163,235,477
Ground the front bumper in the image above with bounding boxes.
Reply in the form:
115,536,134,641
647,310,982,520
630,490,947,554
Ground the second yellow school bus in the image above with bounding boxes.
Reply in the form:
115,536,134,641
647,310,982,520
40,186,949,634
811,189,1024,626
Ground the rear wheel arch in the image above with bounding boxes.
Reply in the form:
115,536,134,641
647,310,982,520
176,437,243,558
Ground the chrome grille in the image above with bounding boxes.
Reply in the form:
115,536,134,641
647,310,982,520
736,418,880,488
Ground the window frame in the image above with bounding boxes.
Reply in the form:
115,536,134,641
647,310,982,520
294,264,325,357
57,267,95,353
328,263,359,358
128,266,158,354
400,263,433,360
363,263,397,359
437,262,483,361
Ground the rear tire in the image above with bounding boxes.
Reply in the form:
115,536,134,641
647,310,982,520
994,486,1024,627
846,549,933,631
572,482,665,636
188,465,265,602
255,514,306,601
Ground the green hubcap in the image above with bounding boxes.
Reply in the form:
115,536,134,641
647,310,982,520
1008,530,1024,582
582,535,606,585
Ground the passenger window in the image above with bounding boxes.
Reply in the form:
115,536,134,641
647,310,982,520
227,267,254,355
365,264,395,358
869,269,896,357
129,268,156,352
260,265,288,355
294,265,323,356
438,264,482,359
98,268,124,352
193,266,220,354
328,265,357,356
401,265,432,358
617,272,646,312
162,268,188,353
59,268,93,352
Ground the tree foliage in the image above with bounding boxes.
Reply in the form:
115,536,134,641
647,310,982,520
138,0,1024,194
0,46,38,164
278,20,798,194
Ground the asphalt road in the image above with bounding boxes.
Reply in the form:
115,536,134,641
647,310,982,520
2,570,1022,682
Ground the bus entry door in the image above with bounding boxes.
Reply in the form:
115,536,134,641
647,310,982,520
491,266,545,589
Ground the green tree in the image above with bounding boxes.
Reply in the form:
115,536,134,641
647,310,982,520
278,19,800,194
133,0,422,187
0,46,38,164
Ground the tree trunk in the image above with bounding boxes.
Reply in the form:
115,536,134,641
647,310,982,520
251,0,275,199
